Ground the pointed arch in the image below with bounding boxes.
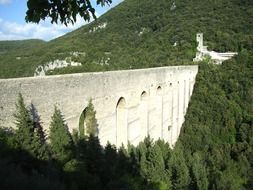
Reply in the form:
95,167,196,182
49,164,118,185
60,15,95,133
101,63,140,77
79,100,98,138
139,91,149,140
79,107,88,138
116,97,127,147
156,86,163,139
157,86,162,95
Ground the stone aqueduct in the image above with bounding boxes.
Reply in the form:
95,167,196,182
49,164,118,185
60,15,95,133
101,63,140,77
0,66,198,147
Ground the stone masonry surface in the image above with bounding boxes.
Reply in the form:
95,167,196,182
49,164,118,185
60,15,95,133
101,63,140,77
0,65,198,147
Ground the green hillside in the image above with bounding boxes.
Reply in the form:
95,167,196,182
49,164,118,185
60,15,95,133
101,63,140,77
0,0,253,78
0,39,45,54
0,39,46,78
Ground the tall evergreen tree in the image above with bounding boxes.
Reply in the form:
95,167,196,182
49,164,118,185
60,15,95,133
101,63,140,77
148,144,171,187
14,93,34,148
14,93,48,160
168,145,190,190
49,106,74,164
191,152,209,190
30,103,46,144
103,143,118,183
30,103,49,160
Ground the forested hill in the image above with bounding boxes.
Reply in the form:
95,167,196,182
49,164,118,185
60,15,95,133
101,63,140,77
0,0,253,78
0,39,45,54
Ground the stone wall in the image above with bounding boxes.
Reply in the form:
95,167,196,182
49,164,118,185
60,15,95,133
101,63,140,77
0,65,198,147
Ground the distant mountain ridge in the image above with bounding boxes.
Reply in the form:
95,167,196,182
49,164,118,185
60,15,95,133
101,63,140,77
0,39,45,54
0,0,252,78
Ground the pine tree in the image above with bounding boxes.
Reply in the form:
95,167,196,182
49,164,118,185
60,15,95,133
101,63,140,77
14,94,34,149
30,103,49,160
191,152,208,190
49,106,73,164
14,93,48,160
103,143,118,182
148,144,171,187
138,138,171,188
30,103,46,144
168,145,190,190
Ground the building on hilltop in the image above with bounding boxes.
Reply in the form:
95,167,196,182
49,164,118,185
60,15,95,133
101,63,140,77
193,33,238,64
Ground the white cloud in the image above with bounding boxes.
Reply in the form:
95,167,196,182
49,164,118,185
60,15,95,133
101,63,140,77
0,16,88,41
0,0,124,41
0,0,11,5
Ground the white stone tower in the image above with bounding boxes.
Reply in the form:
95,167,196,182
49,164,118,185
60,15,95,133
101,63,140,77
196,33,207,51
196,33,203,51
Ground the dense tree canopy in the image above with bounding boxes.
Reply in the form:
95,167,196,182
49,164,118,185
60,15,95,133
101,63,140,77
0,55,253,189
26,0,112,25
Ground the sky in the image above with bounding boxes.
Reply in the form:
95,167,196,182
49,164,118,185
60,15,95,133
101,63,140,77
0,0,123,41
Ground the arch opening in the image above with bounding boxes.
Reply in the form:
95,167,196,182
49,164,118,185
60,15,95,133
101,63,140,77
116,97,127,147
141,91,148,101
79,107,88,138
117,97,126,109
79,101,98,138
156,86,163,139
157,86,162,96
139,91,149,140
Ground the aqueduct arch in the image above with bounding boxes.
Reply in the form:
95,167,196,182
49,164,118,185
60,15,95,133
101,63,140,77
139,91,149,141
156,86,163,140
116,97,127,147
79,107,88,137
